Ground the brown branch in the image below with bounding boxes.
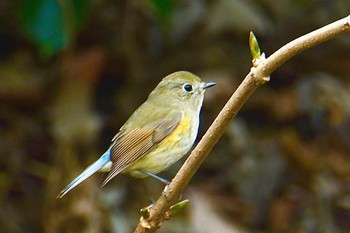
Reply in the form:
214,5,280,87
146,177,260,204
134,15,350,233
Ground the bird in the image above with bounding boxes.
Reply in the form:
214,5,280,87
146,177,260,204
57,71,215,198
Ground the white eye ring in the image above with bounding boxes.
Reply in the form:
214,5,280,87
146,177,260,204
183,84,193,92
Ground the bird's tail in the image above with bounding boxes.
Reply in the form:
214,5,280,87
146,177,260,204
57,150,111,198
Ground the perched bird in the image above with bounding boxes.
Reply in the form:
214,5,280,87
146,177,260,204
57,71,215,198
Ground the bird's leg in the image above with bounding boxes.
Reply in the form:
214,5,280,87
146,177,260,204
139,171,168,216
139,170,170,185
139,169,171,196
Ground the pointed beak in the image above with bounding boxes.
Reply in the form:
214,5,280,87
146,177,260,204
203,82,216,89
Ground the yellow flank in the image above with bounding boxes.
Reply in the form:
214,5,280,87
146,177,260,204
162,114,192,147
124,112,198,177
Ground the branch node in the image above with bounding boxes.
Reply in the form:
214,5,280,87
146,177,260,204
251,53,270,85
140,204,152,219
140,217,152,229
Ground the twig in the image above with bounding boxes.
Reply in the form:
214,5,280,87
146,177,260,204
134,15,350,233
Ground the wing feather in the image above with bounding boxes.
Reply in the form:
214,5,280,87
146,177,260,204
100,115,181,186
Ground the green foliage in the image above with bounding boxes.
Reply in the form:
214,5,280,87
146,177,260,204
71,0,89,26
19,0,90,60
150,0,175,28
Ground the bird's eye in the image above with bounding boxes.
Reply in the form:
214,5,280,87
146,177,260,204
183,84,193,92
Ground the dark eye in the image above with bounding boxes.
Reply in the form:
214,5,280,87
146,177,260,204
183,84,193,92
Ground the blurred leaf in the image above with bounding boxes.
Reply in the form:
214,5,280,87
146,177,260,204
20,0,89,60
150,0,175,27
20,0,64,59
71,0,89,26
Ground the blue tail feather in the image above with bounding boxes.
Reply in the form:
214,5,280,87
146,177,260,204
57,150,111,198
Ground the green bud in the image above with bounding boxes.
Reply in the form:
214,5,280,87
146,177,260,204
169,199,189,216
249,31,261,60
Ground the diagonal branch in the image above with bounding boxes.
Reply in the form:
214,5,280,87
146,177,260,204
134,15,350,233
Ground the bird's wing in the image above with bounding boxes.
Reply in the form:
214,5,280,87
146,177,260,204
101,115,182,186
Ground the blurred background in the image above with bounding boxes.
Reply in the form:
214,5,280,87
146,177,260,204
1,0,350,232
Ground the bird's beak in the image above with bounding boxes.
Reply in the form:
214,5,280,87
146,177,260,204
203,82,216,89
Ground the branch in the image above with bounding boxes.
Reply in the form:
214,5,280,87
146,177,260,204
134,15,350,233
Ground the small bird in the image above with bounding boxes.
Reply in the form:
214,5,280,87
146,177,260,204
57,71,215,198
